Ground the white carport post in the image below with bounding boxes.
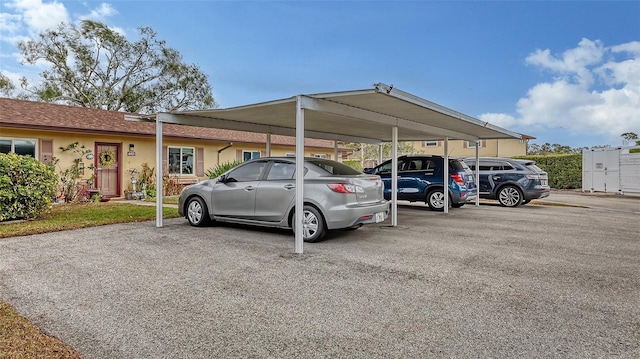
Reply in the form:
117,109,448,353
266,133,271,156
475,142,480,206
391,126,398,226
334,141,338,161
294,96,305,254
444,137,449,214
155,117,164,227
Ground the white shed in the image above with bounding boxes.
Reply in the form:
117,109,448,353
582,147,640,194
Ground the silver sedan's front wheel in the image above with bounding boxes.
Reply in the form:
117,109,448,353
498,186,522,207
186,197,210,226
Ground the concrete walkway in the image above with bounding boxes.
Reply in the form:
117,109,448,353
532,189,640,213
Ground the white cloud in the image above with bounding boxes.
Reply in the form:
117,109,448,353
0,12,22,33
5,0,69,34
484,39,640,145
611,41,640,56
0,0,119,87
1,1,118,41
478,113,517,129
79,2,117,22
525,38,605,87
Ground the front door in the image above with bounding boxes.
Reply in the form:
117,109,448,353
95,143,120,197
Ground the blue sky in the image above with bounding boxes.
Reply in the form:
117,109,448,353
1,0,639,149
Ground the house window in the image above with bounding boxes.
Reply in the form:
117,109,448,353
0,138,37,157
422,140,439,147
168,147,194,175
313,154,327,159
467,140,484,148
242,150,261,161
285,152,295,157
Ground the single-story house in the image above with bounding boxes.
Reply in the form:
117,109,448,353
0,98,351,198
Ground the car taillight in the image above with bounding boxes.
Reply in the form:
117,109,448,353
526,174,541,180
450,173,465,185
327,183,364,193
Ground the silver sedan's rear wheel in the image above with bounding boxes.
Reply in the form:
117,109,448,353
186,197,211,226
292,205,326,243
498,186,522,207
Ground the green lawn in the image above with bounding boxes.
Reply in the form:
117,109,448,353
0,201,180,238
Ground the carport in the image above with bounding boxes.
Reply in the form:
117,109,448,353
127,83,521,253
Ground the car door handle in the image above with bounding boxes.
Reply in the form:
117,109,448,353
284,184,296,190
492,176,501,180
244,186,256,191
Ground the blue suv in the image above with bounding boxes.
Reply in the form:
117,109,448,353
364,155,477,211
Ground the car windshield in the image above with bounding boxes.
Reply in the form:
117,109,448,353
308,158,362,175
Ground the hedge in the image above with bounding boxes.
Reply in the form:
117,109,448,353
0,153,57,221
514,154,582,189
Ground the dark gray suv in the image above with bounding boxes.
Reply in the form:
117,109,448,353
463,157,550,207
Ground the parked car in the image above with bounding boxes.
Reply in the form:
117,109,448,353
178,157,389,242
462,157,550,207
363,155,477,211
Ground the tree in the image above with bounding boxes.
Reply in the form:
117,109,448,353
17,20,216,113
527,142,588,155
621,132,640,146
345,142,416,168
0,72,16,97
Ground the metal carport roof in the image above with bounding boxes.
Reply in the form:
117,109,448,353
128,83,521,254
152,83,521,144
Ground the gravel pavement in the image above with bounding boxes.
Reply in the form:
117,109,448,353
1,191,638,358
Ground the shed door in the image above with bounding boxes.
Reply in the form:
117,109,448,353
586,148,620,193
96,143,120,197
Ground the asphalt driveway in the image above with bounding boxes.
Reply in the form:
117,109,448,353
1,192,639,358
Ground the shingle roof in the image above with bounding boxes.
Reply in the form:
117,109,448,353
0,97,346,149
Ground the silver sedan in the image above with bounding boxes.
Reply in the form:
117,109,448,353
178,157,389,242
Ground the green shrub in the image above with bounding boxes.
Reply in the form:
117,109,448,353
515,154,582,189
0,153,57,221
206,160,243,179
343,159,364,171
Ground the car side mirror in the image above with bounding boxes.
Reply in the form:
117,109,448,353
217,174,227,183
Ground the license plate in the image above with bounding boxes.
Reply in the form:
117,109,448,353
375,211,385,223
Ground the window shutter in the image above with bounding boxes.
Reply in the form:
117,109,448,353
196,147,204,177
236,149,242,160
40,139,53,165
162,146,168,175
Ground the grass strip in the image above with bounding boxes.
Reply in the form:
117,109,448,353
0,202,180,238
0,301,81,358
